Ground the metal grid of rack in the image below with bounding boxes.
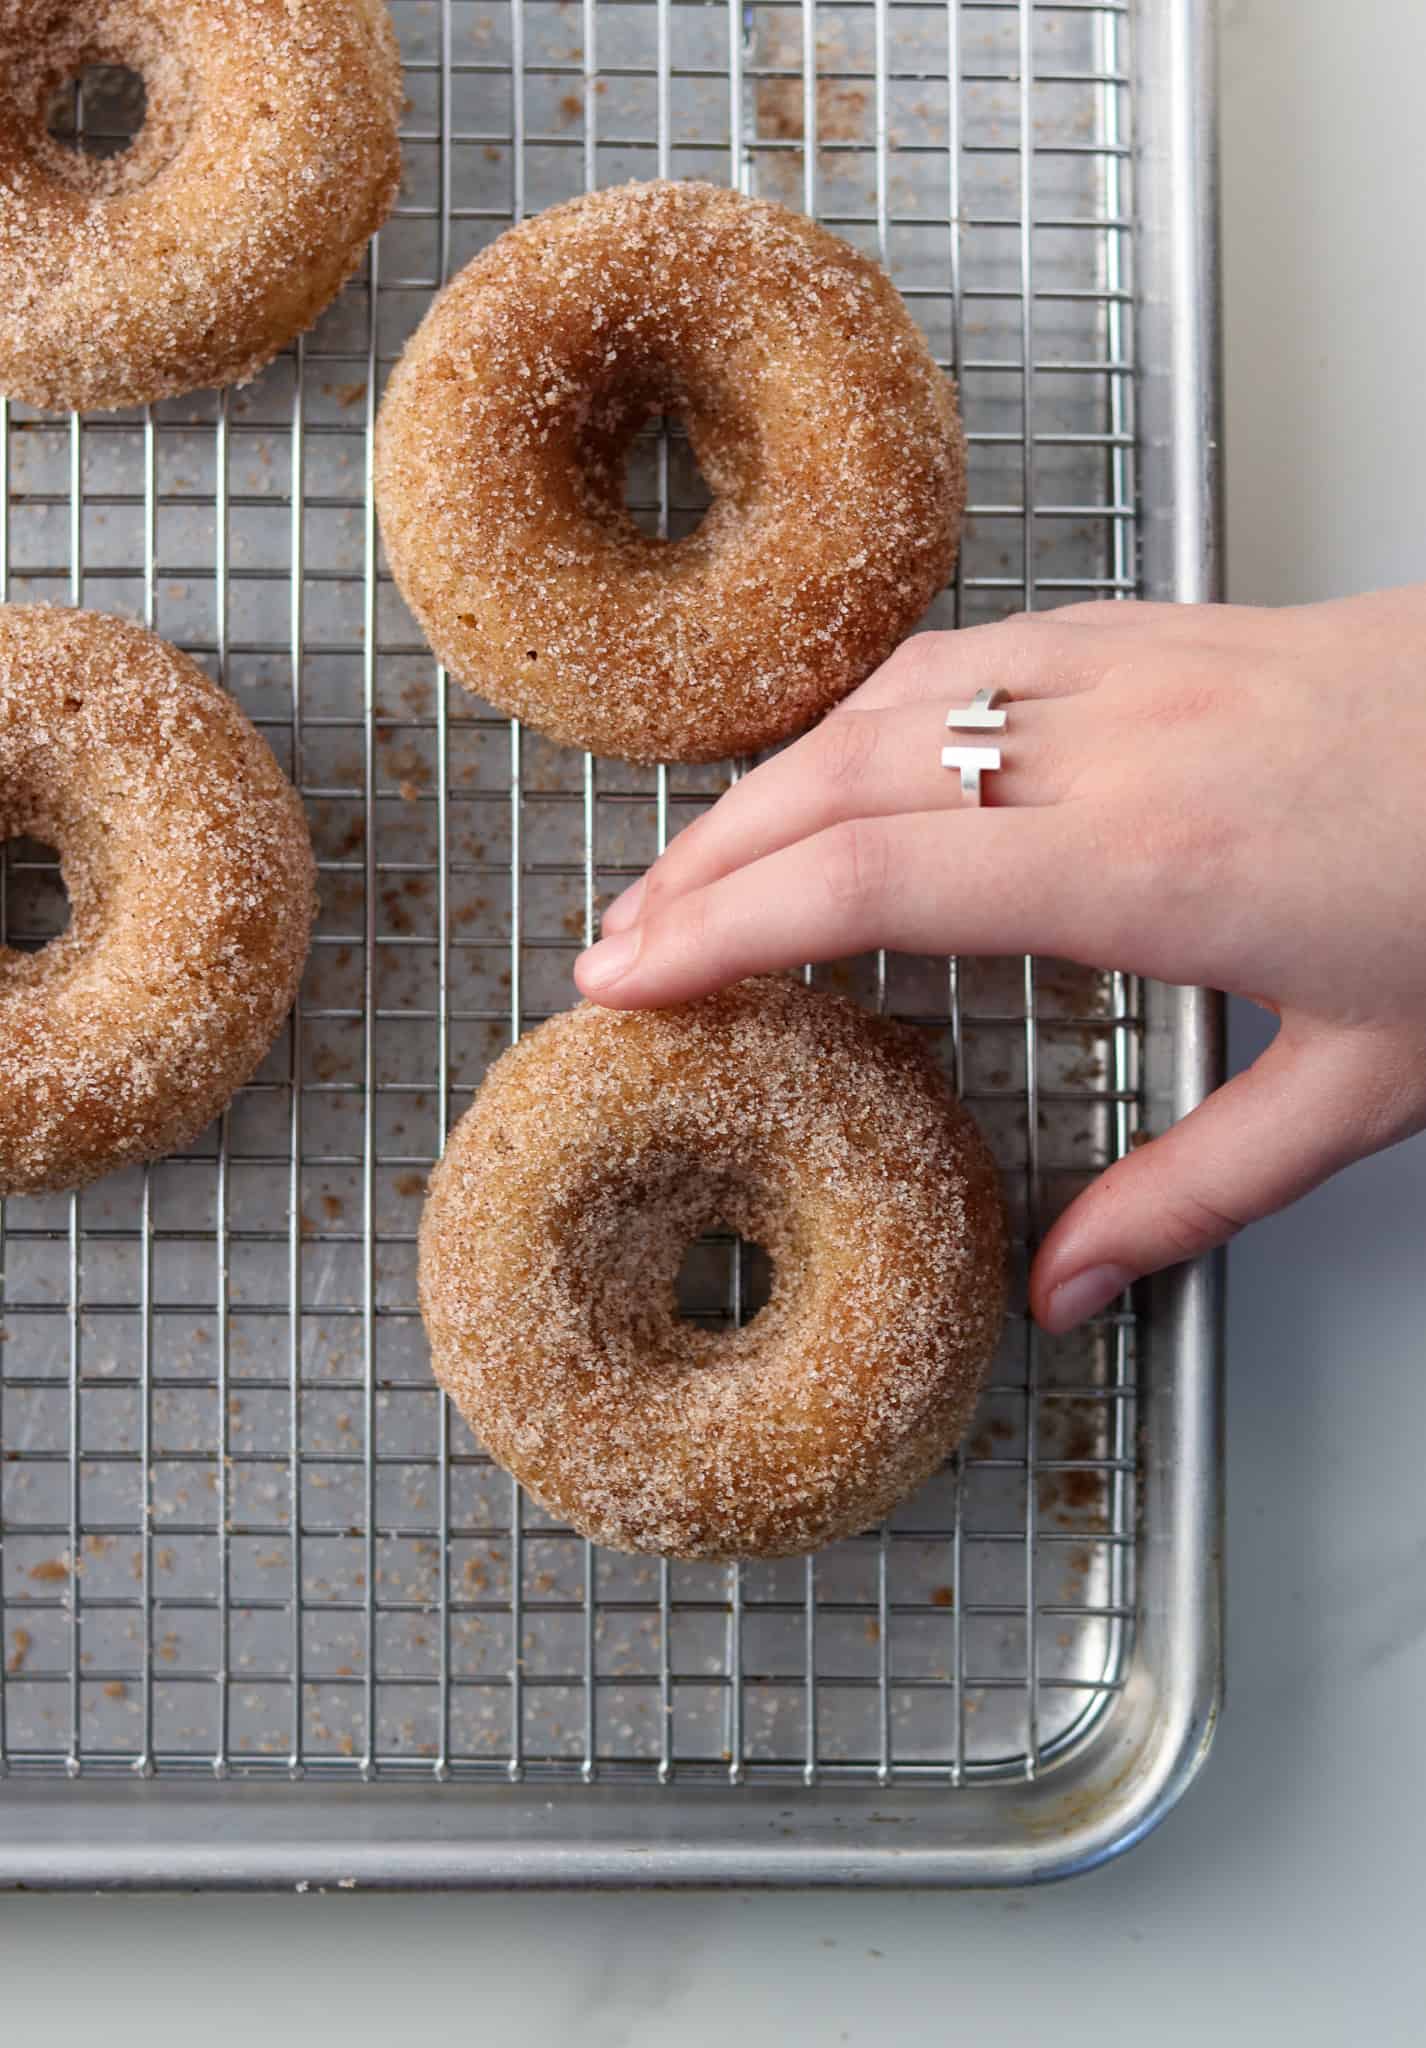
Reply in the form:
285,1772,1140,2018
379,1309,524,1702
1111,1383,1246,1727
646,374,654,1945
2,0,1146,1795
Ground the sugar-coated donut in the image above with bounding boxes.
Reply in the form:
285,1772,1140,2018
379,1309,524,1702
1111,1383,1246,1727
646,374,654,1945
0,606,316,1195
0,1,402,414
376,180,966,765
418,980,1006,1561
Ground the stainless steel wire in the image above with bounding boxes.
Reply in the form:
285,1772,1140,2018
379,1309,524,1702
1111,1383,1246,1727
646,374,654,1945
0,0,1141,1790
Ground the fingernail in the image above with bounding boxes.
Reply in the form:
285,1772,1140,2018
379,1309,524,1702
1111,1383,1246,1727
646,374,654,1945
1042,1264,1133,1335
601,876,646,934
577,925,643,992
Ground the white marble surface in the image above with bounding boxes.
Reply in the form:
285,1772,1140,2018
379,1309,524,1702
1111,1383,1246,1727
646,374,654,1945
5,3,1426,2040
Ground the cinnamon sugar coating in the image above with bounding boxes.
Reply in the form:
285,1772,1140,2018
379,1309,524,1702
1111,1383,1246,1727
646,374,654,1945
0,605,316,1194
375,181,966,765
0,0,402,414
418,980,1007,1560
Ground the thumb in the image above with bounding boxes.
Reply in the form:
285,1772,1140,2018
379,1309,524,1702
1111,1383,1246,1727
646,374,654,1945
1030,1026,1381,1333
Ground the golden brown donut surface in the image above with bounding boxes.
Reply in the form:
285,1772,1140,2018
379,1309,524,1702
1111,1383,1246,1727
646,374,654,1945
0,605,316,1195
376,180,966,765
0,0,402,414
418,980,1007,1560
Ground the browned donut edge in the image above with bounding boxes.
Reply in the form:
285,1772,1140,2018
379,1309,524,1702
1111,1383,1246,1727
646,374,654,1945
0,0,403,413
418,980,1008,1560
0,604,317,1195
375,180,966,765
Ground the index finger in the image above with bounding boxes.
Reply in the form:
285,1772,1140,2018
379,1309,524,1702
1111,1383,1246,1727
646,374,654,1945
575,806,1116,1010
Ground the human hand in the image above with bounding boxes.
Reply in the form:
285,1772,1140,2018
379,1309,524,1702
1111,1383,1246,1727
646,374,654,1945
574,587,1426,1331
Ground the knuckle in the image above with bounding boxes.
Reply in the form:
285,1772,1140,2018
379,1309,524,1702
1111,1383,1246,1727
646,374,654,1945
1056,599,1136,627
1014,620,1071,692
636,844,684,921
661,883,712,965
1158,1186,1249,1264
637,806,718,916
810,709,879,789
1000,608,1050,642
865,631,952,705
819,817,890,916
1007,606,1074,637
997,610,1081,683
638,865,670,922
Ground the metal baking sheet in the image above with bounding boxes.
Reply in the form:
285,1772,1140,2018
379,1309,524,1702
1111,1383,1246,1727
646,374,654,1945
0,0,1222,1886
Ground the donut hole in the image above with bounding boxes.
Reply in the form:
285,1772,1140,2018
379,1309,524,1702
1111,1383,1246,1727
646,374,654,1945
675,1229,775,1333
0,838,71,957
47,64,147,162
622,419,714,542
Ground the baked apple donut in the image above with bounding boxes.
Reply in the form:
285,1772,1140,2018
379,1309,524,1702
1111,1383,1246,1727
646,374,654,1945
0,605,316,1195
418,979,1007,1560
0,0,402,413
376,180,966,765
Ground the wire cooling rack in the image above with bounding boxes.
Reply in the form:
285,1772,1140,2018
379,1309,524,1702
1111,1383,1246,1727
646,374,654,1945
2,0,1153,1798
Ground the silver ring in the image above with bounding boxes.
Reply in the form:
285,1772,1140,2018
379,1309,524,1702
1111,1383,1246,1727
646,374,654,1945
941,686,1008,806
